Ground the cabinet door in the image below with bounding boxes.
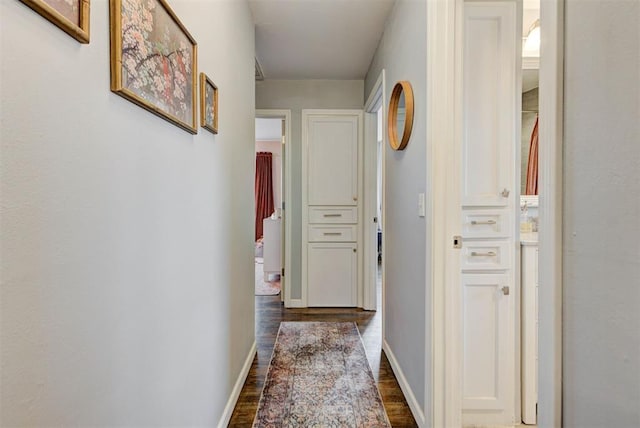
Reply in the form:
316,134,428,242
307,243,357,307
462,273,511,413
306,115,359,206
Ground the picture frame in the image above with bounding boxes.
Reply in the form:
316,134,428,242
20,0,90,43
199,73,219,134
110,0,198,134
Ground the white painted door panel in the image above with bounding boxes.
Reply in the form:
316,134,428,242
307,243,357,307
462,274,510,411
307,116,358,206
462,2,516,208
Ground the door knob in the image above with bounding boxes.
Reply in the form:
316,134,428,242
501,188,510,198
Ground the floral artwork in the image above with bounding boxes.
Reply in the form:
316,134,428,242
199,73,218,134
110,0,198,133
20,0,89,43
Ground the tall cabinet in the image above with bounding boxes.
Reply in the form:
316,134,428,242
302,110,363,307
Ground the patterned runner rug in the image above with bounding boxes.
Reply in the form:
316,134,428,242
253,322,391,427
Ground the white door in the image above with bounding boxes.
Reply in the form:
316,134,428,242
460,0,520,426
302,110,363,307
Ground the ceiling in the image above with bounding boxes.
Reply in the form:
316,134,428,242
249,0,396,80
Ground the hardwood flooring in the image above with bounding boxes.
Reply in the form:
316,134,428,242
228,270,418,427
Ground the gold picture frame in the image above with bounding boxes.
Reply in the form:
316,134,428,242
110,0,198,134
200,73,218,134
21,0,90,43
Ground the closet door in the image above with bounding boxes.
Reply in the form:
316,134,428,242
302,110,363,307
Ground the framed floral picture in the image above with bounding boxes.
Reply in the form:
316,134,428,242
21,0,90,43
110,0,198,134
200,73,218,134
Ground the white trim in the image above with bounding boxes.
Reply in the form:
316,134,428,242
427,0,460,424
255,109,292,307
363,70,386,313
287,298,306,308
216,341,256,428
301,109,364,308
383,340,427,427
538,0,564,425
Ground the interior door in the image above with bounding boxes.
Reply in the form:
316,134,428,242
460,0,520,426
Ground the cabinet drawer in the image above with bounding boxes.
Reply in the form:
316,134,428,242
461,241,510,271
308,225,357,242
308,207,358,224
462,210,510,238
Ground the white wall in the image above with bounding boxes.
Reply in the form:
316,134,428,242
255,79,364,300
365,0,428,421
0,0,256,426
256,140,282,210
563,0,640,426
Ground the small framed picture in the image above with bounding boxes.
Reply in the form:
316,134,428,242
21,0,90,43
200,73,219,134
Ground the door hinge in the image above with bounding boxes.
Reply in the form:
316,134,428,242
502,286,510,295
373,217,378,223
282,201,285,210
281,268,285,276
453,235,462,249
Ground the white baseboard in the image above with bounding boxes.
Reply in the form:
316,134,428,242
217,341,257,428
286,299,306,308
383,339,427,427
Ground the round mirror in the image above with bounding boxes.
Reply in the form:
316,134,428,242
388,81,414,151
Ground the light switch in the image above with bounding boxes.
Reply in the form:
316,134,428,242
418,193,425,217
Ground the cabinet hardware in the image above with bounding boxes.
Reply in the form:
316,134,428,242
323,232,342,236
501,188,510,198
502,286,510,295
471,251,497,257
323,213,342,217
353,196,358,201
353,248,357,253
471,220,496,225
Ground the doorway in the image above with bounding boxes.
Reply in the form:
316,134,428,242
364,70,386,315
255,110,292,305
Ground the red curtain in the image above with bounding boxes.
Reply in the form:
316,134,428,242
525,116,539,195
255,152,274,241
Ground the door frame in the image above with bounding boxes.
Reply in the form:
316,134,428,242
427,0,564,426
255,109,292,306
363,69,386,313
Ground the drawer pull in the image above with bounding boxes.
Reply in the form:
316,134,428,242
323,213,342,217
471,251,497,257
471,220,496,225
323,232,342,236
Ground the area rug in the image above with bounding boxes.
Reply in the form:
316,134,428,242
253,322,391,427
255,258,281,296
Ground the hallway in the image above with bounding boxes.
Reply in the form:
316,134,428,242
229,272,417,427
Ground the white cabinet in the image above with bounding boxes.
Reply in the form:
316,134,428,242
262,218,281,281
459,1,519,425
521,240,539,424
307,243,357,307
302,110,362,307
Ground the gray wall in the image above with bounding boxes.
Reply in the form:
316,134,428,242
563,0,640,426
365,0,428,418
0,0,256,425
255,80,365,299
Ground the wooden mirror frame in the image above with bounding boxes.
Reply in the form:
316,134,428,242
388,81,415,150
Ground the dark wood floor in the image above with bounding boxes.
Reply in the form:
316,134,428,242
228,271,418,427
